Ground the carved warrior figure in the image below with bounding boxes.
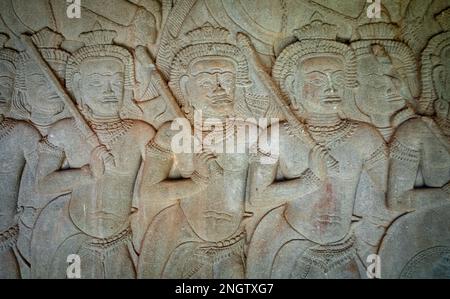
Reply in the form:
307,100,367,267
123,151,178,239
138,25,258,279
0,33,41,279
246,20,393,279
387,11,450,212
13,28,71,136
12,28,72,268
31,30,156,279
351,22,420,142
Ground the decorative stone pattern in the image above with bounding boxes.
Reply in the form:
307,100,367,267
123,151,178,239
0,0,449,279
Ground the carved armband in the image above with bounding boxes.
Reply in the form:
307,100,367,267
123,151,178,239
249,146,278,165
390,138,420,168
443,182,450,196
38,137,65,160
365,143,388,171
301,168,322,191
191,171,210,190
146,140,173,162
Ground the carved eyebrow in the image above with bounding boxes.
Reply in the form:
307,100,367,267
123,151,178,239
305,71,327,76
194,70,234,76
87,72,124,77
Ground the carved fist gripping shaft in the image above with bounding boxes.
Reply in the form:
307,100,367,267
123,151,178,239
235,33,339,171
20,34,116,169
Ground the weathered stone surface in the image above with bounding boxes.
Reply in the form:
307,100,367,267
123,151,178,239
0,0,449,279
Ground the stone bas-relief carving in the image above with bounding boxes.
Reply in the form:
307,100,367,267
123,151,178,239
0,0,450,279
138,25,256,279
31,30,156,279
0,34,41,279
246,20,393,279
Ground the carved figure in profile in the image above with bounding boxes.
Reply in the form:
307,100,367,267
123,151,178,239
137,24,259,279
246,20,393,279
13,28,71,136
0,33,41,279
31,29,156,279
387,10,450,212
351,22,420,141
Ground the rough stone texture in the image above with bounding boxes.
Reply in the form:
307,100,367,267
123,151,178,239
0,0,449,279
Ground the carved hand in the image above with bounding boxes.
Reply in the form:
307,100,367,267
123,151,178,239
194,150,222,179
89,145,112,179
308,145,330,180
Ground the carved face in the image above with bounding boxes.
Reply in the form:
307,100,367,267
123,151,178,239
0,60,14,115
433,46,450,120
356,54,410,117
75,57,125,119
181,57,236,118
294,55,345,114
24,62,64,116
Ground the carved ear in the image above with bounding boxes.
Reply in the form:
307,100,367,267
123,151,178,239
73,72,83,105
180,75,190,104
433,65,445,100
285,74,297,101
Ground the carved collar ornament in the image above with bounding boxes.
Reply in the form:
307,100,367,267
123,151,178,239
0,117,15,141
168,24,252,110
273,19,358,109
0,33,17,70
88,118,134,147
436,117,450,137
0,224,18,253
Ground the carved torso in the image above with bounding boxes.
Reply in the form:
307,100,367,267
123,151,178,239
279,120,386,244
47,118,153,239
178,122,256,243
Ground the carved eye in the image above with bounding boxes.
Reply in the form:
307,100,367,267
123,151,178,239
333,72,345,85
386,75,402,88
199,79,214,88
112,79,123,87
0,81,12,89
89,80,102,87
309,78,325,86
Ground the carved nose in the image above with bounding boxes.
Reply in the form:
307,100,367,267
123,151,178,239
325,80,337,94
104,82,114,95
212,81,226,94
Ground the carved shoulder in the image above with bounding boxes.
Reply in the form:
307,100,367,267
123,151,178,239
46,118,79,149
128,119,156,145
153,121,186,151
12,120,41,150
391,117,429,150
352,121,388,160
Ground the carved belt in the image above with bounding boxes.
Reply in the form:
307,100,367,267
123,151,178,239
0,224,19,252
80,227,132,258
299,235,357,275
183,231,246,278
194,231,246,263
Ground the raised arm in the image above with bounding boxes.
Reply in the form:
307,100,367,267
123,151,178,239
248,126,326,207
355,130,394,263
388,119,450,211
36,125,93,196
139,122,222,202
